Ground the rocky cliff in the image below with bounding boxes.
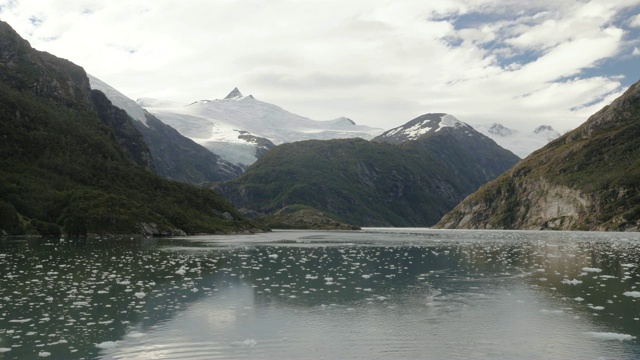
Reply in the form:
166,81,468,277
436,80,640,231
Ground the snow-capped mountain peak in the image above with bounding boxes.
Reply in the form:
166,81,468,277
373,113,472,144
473,122,561,158
533,125,561,141
224,87,244,100
141,89,382,166
487,123,515,137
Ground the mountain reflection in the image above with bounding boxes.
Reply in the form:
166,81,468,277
1,230,639,359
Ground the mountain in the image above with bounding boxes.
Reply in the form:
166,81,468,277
218,113,519,227
533,125,561,141
140,89,382,167
474,123,561,157
487,123,515,137
89,75,243,184
435,80,640,231
372,113,473,144
0,20,261,236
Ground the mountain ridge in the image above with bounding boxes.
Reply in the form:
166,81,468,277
218,113,520,227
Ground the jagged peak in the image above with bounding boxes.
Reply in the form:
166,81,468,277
488,123,515,137
224,87,243,99
533,125,555,134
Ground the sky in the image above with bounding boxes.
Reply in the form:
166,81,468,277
1,0,639,132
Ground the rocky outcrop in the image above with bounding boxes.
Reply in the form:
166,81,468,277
137,222,187,237
0,21,92,110
438,177,596,230
436,80,640,231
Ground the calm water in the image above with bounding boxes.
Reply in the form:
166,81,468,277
1,229,640,359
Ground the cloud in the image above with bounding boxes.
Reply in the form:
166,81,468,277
0,0,637,133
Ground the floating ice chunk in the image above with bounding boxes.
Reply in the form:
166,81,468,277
621,263,636,268
0,348,11,352
175,268,186,275
623,291,640,298
96,341,119,349
134,292,146,299
268,254,278,259
582,267,602,273
231,339,257,347
588,305,605,310
584,332,636,341
38,351,51,357
361,275,371,279
9,318,32,323
540,309,564,314
574,297,584,301
562,279,582,285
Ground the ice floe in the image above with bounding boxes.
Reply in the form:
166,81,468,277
584,332,636,341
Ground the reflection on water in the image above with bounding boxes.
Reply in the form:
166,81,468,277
1,230,640,359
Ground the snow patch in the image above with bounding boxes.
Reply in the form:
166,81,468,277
436,114,466,132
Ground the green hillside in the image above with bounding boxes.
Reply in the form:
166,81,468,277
219,131,519,227
0,21,261,236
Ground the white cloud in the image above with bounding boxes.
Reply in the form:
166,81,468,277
0,0,637,133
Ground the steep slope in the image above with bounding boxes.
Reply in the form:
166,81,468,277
436,80,640,231
89,75,243,183
0,20,259,236
141,88,382,166
219,114,519,227
90,89,154,171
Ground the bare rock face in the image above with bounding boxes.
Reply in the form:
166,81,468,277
441,178,594,230
436,81,640,231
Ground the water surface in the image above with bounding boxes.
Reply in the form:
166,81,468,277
1,229,640,359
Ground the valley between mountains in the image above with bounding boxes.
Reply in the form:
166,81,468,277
0,19,638,235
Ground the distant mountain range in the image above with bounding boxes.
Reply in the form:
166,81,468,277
473,123,562,157
218,113,520,227
139,88,382,167
89,75,243,184
436,79,640,231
